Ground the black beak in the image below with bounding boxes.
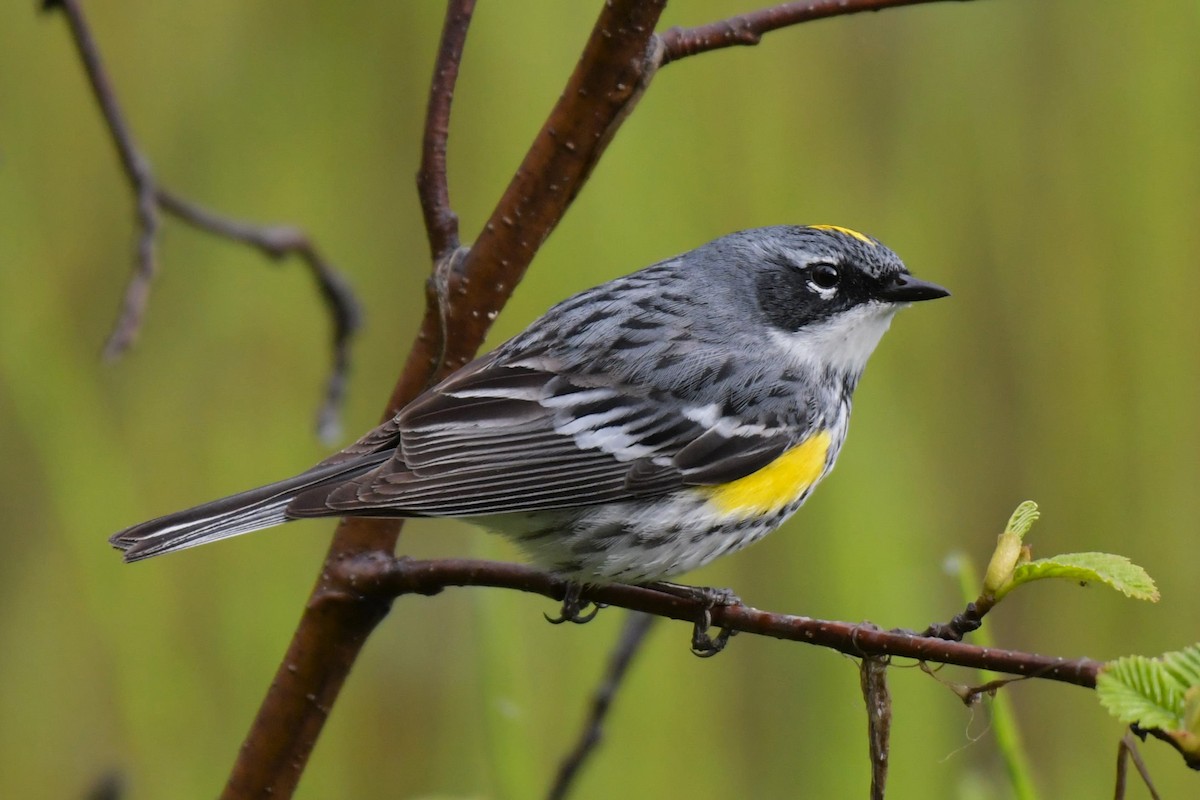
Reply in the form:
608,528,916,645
878,273,950,303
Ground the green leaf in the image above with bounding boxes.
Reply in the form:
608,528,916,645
1004,500,1041,540
1097,655,1184,731
1184,686,1200,737
1098,645,1200,764
1005,552,1159,602
1162,644,1200,689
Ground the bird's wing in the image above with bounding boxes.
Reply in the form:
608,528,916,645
288,360,796,518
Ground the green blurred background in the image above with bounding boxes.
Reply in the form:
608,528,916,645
2,1,1198,797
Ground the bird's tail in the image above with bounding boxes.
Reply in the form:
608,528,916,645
109,453,390,563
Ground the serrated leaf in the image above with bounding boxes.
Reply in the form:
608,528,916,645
1162,644,1200,689
1099,646,1200,766
1184,686,1200,736
1007,552,1159,601
1004,500,1040,540
1097,655,1184,731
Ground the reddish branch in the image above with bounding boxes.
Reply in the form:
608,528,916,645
416,0,474,263
224,6,671,795
53,0,1059,797
658,0,970,64
46,0,361,441
357,557,1102,689
424,0,669,377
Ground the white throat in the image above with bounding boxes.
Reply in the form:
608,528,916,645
770,302,899,377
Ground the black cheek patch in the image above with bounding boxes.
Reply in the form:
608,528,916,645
755,266,831,331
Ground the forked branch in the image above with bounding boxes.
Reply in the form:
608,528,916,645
357,557,1102,690
51,0,986,797
221,1,980,797
46,0,362,441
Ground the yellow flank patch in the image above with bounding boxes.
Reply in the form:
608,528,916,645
809,224,875,246
702,431,833,517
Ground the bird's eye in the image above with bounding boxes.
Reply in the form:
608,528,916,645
808,263,841,291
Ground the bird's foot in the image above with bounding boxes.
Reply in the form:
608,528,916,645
545,581,604,625
689,607,737,657
643,581,741,657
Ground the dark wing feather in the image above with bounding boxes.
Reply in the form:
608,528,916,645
672,427,791,484
288,360,797,519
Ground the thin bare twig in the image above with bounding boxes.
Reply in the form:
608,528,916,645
51,0,160,358
50,0,991,795
424,0,668,377
860,657,892,800
1116,732,1162,800
416,0,475,383
658,0,973,65
547,612,657,800
417,0,475,263
46,0,361,440
155,190,361,442
920,663,1032,707
353,557,1103,690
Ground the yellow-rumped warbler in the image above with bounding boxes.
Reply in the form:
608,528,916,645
110,225,947,582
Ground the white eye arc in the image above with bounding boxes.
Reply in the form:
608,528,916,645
806,263,841,297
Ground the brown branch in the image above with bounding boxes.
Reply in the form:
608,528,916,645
46,0,361,440
224,3,669,797
1137,725,1200,772
417,0,475,263
56,0,984,794
547,612,657,800
860,657,892,800
922,600,986,641
658,0,973,66
367,559,1200,772
416,0,475,389
348,557,1104,689
227,0,1008,793
421,0,668,379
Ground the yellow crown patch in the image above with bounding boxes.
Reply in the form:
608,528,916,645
809,224,875,246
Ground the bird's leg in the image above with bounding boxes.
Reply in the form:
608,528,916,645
544,581,604,625
646,581,742,608
643,581,741,657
